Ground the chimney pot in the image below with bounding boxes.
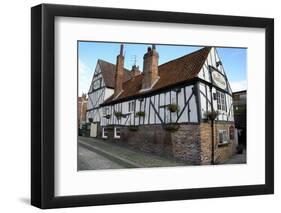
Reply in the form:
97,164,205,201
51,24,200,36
142,45,159,90
120,44,124,55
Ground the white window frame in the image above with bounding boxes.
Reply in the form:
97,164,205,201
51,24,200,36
216,91,226,111
218,130,228,144
114,127,121,139
102,127,108,139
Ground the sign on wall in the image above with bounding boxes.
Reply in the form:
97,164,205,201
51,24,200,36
212,71,227,90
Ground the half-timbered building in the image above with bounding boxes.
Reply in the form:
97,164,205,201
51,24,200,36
86,45,237,164
86,56,139,137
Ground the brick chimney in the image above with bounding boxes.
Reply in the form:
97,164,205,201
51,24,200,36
131,65,141,77
114,44,124,97
141,44,159,90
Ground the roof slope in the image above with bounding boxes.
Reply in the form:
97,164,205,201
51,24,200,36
104,47,211,104
98,59,133,88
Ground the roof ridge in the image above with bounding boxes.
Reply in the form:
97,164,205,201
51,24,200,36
120,47,211,87
158,46,212,68
122,72,143,85
98,59,132,73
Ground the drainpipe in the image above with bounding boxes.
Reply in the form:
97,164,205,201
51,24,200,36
210,86,215,165
211,119,215,164
209,63,215,165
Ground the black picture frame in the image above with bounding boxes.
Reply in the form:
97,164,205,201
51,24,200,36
31,3,274,209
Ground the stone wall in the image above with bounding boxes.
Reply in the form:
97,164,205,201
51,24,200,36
119,125,173,156
104,121,237,164
170,125,201,164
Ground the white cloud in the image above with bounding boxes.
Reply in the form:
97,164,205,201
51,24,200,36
230,80,247,92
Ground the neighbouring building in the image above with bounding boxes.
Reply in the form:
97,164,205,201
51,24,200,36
233,90,247,148
86,45,237,164
78,93,88,134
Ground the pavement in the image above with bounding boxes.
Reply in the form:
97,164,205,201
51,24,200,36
78,137,246,170
78,136,188,170
78,145,124,170
223,150,246,164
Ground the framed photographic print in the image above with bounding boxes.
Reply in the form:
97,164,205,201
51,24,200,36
31,3,274,209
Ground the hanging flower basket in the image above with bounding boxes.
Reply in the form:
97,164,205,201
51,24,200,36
204,111,219,120
135,111,145,117
167,103,180,113
114,111,123,119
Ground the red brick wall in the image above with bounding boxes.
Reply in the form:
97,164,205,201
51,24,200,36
103,122,237,164
200,121,237,164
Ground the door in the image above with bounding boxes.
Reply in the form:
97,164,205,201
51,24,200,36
90,123,98,137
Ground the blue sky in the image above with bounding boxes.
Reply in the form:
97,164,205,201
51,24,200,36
78,41,247,96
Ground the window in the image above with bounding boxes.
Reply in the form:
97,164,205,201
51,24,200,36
218,130,228,144
102,128,108,139
128,101,135,112
217,91,226,111
93,78,101,90
114,127,121,139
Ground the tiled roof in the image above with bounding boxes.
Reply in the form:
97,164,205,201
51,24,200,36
103,47,211,104
98,59,133,88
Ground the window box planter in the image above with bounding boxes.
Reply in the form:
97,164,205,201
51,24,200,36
167,103,180,113
204,111,219,120
135,111,145,117
114,111,123,119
